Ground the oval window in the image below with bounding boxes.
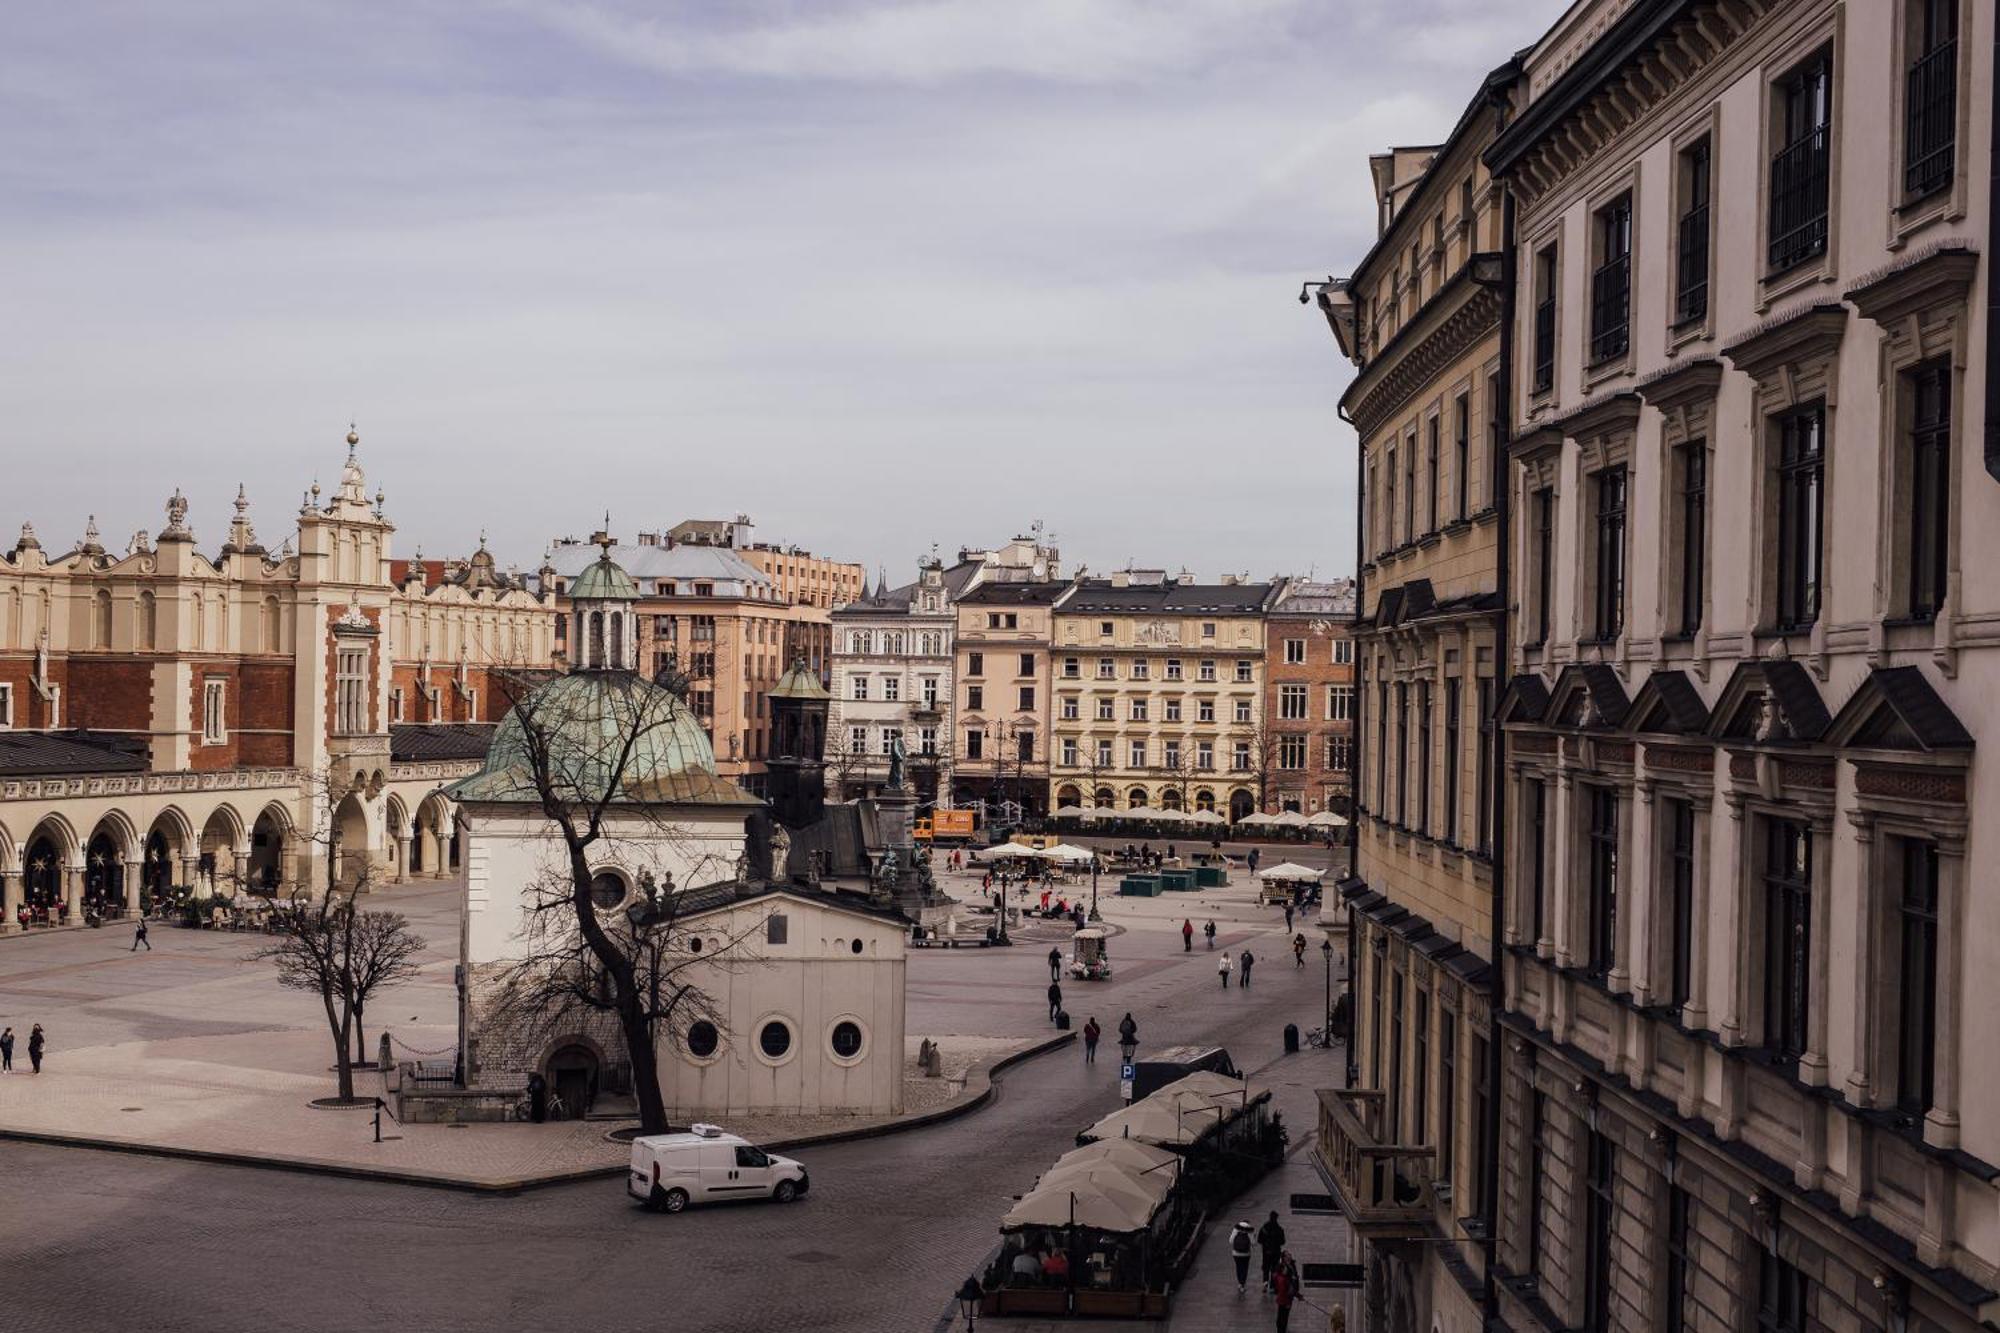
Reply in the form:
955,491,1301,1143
759,1021,792,1059
850,938,865,955
830,1021,863,1059
686,1021,719,1059
688,936,703,953
589,872,625,909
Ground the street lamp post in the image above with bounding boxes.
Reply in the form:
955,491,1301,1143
956,1275,983,1329
1087,857,1101,923
1321,938,1335,1040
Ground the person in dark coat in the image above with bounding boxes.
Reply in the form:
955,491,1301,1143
1272,1255,1298,1331
1047,980,1063,1023
1047,946,1063,982
1256,1212,1287,1289
0,1027,12,1072
1229,1221,1254,1293
1239,949,1255,989
1181,919,1194,952
1204,919,1217,949
527,1071,548,1123
132,917,151,952
27,1024,45,1074
1116,1012,1137,1056
1082,1017,1100,1064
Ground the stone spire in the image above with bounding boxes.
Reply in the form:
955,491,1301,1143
336,425,368,504
77,516,103,557
222,484,263,555
15,522,40,555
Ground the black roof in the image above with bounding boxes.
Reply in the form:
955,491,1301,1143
1061,580,1274,614
389,724,498,763
1496,673,1552,725
0,730,148,778
1829,666,1974,752
1623,670,1710,736
955,581,1068,606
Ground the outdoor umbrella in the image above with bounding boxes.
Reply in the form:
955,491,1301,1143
1269,809,1310,828
1234,811,1274,827
1306,810,1349,828
1255,861,1326,882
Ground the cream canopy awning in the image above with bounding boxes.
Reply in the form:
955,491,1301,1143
1256,861,1325,882
1306,809,1350,828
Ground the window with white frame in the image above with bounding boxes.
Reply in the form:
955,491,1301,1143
1062,656,1080,679
1163,740,1181,768
335,646,368,735
883,675,900,702
1327,736,1351,771
1131,659,1150,680
1197,699,1214,724
919,727,937,755
1196,740,1214,770
1096,698,1114,721
1164,698,1182,722
206,681,232,743
1284,639,1306,664
1329,684,1353,721
1234,660,1253,682
1279,685,1308,720
1234,699,1253,724
1129,698,1148,722
921,677,938,706
389,688,405,724
1095,739,1113,767
849,725,868,755
880,727,902,757
1333,639,1354,665
1198,660,1217,681
1061,696,1079,720
1129,739,1147,768
1061,737,1079,766
851,675,869,701
1097,658,1116,679
0,681,12,728
1279,735,1307,770
1231,740,1251,771
1165,658,1183,680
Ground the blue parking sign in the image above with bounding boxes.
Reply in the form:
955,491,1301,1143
1120,1061,1135,1081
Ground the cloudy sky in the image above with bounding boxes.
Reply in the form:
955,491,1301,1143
4,0,1556,584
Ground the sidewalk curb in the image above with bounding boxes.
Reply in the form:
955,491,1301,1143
0,1031,1080,1196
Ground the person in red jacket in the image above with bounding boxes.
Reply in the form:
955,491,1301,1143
1181,918,1194,952
1272,1253,1298,1332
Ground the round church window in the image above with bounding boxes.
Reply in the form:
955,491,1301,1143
686,1021,719,1059
830,1021,863,1060
759,1021,792,1059
589,872,625,910
850,938,865,955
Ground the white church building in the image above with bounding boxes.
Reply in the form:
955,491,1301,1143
449,546,909,1119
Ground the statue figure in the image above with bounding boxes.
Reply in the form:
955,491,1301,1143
878,847,900,891
769,823,792,880
886,732,908,790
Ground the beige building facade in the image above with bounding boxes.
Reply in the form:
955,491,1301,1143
951,582,1063,821
1486,2,1997,1331
1048,574,1277,823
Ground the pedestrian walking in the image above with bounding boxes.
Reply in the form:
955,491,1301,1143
132,917,151,952
1218,951,1233,989
1181,918,1194,952
1273,1254,1298,1332
1257,1211,1287,1289
1204,919,1217,949
1229,1221,1254,1293
1293,933,1307,968
1239,949,1255,989
0,1027,12,1072
1048,946,1063,982
527,1071,548,1123
1284,902,1294,932
27,1024,45,1075
1249,848,1261,873
1082,1016,1100,1064
1047,980,1064,1023
1117,1012,1138,1060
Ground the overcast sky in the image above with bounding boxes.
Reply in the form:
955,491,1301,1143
3,0,1556,585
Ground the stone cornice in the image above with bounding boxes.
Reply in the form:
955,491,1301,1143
1636,357,1724,413
1346,276,1501,437
1720,302,1847,383
1844,242,1980,327
0,766,300,805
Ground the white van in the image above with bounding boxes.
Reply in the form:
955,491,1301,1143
628,1123,809,1213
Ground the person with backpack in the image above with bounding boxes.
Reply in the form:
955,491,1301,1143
1229,1221,1255,1293
1116,1012,1138,1060
1082,1016,1101,1064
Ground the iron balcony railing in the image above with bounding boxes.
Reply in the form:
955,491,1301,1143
1767,125,1830,273
1675,204,1710,325
1589,253,1631,363
1904,39,1957,200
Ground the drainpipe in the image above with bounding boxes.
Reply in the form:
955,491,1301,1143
1479,180,1518,1333
1339,398,1365,1093
1986,16,2000,481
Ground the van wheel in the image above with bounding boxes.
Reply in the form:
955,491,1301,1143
773,1179,798,1204
659,1187,689,1214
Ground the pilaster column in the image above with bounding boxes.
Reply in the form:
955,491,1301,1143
1682,797,1714,1033
1610,784,1640,998
1718,792,1749,1047
63,865,85,921
1552,771,1577,970
1799,815,1834,1088
232,852,252,896
1844,811,1879,1108
122,857,143,914
394,835,412,883
0,871,18,933
1925,835,1966,1151
180,856,199,893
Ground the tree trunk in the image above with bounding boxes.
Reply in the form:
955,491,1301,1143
353,999,368,1068
324,989,355,1101
623,997,671,1135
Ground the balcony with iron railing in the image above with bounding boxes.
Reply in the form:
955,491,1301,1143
1904,39,1957,200
1767,125,1830,274
1315,1087,1436,1239
1588,254,1630,364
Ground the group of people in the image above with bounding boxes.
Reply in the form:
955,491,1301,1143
1230,1213,1306,1330
1178,917,1218,951
0,1024,46,1074
1077,1012,1134,1065
1217,948,1256,989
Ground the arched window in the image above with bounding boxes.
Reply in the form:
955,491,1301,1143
1195,788,1216,812
92,590,112,648
1128,787,1149,809
1093,787,1115,808
262,596,281,653
588,611,605,667
609,611,624,668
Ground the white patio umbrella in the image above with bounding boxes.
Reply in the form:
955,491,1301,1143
1255,861,1326,882
1187,809,1226,826
1269,809,1310,828
1234,811,1274,827
1054,805,1089,821
1306,810,1350,828
1044,844,1097,865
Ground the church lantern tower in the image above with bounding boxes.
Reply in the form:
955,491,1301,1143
765,658,831,828
566,538,641,672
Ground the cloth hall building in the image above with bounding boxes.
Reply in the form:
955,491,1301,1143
0,431,558,928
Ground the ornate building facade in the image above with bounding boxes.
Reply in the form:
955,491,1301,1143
1485,3,1997,1330
1312,61,1516,1333
1048,573,1279,822
828,557,967,804
0,431,558,927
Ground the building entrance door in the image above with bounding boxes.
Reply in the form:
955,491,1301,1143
547,1044,600,1118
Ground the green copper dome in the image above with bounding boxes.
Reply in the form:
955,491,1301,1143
446,672,758,808
567,552,640,602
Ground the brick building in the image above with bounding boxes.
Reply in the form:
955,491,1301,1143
0,430,559,928
1262,578,1358,816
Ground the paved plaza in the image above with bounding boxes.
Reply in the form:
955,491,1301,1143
0,842,1356,1331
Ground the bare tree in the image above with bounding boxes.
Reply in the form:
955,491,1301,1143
823,720,870,802
484,669,759,1135
1231,722,1284,812
255,766,420,1103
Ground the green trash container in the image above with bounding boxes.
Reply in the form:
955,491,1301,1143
1159,870,1197,892
1194,866,1228,888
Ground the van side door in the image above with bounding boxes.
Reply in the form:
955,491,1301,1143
732,1144,774,1193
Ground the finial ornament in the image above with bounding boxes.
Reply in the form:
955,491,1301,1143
160,490,193,541
16,521,38,551
346,422,360,448
234,484,249,516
